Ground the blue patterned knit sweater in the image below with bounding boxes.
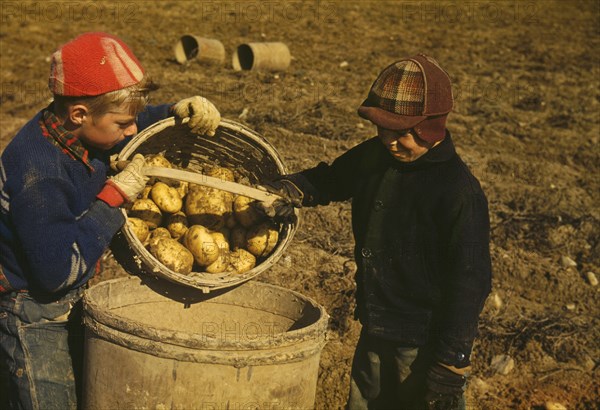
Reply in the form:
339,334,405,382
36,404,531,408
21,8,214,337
0,104,171,293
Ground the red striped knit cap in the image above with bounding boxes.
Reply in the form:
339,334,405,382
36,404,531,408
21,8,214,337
48,32,144,97
358,54,453,143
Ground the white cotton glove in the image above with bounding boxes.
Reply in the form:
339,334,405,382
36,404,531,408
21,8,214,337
172,96,221,136
107,154,148,201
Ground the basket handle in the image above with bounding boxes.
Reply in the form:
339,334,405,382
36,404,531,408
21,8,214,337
112,160,281,205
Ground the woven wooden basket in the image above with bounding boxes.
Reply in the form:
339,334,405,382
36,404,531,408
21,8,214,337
116,117,298,293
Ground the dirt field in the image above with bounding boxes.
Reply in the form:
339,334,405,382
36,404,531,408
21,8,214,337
1,1,599,409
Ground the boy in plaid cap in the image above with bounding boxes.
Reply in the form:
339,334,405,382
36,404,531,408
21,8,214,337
0,32,221,409
260,54,492,409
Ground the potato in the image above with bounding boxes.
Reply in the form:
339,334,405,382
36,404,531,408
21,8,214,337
147,227,171,249
165,211,188,239
230,226,247,250
187,183,210,195
229,249,256,273
185,189,230,231
175,181,189,199
204,231,232,273
222,191,234,206
129,198,162,229
207,166,235,182
144,154,176,185
205,168,236,202
127,217,149,243
246,222,279,257
141,186,152,199
151,182,183,214
188,184,228,200
205,252,231,274
211,231,230,253
153,227,172,237
183,225,219,266
149,237,194,275
233,195,263,228
145,153,172,168
188,183,235,206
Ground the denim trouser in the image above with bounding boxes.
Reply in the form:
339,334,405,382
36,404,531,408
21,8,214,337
0,287,85,410
347,331,467,410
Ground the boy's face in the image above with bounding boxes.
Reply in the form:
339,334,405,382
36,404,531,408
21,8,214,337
78,105,137,151
377,126,432,162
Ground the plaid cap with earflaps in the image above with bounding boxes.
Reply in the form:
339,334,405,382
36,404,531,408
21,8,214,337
369,60,425,116
358,54,453,143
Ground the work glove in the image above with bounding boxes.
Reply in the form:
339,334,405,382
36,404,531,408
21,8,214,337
172,96,221,136
423,362,469,410
254,179,304,222
106,154,148,202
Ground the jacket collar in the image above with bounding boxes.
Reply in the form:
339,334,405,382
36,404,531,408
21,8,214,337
390,130,456,171
39,103,95,171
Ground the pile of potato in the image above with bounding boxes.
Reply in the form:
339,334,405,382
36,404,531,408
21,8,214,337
125,154,280,276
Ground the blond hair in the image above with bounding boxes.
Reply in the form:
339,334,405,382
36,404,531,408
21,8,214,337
53,77,159,119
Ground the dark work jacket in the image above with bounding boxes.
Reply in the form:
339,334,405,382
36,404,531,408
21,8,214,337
288,132,492,367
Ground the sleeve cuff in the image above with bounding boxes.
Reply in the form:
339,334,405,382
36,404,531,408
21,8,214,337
97,182,126,207
434,337,473,368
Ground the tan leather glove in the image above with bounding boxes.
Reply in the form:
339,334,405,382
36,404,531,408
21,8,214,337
107,154,148,202
172,96,221,136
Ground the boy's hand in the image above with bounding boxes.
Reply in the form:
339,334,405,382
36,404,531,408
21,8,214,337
172,96,221,136
107,154,148,202
253,197,296,221
254,179,303,222
423,362,468,410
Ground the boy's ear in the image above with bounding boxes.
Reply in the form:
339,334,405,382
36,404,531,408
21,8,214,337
68,104,89,125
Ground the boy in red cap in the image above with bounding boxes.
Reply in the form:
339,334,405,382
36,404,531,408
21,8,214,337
0,32,221,409
260,54,492,409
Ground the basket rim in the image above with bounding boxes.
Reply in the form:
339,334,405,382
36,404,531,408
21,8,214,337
117,117,299,293
118,117,289,174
